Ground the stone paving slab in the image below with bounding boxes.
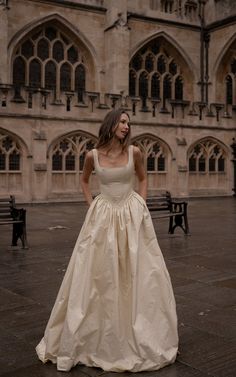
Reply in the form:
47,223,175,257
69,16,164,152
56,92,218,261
0,198,236,377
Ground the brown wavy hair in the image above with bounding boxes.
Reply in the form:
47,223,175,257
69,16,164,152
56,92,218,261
96,109,131,151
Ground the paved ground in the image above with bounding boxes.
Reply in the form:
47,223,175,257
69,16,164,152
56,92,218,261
0,197,236,377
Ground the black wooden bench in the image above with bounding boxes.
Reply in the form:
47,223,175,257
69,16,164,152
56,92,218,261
0,196,28,249
146,191,190,235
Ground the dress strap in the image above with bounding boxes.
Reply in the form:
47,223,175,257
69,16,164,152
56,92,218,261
92,149,99,170
128,145,134,167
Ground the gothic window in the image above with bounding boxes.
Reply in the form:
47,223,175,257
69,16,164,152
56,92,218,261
60,63,71,91
175,76,183,100
163,74,172,99
13,57,26,86
131,54,143,71
231,58,236,74
37,38,49,61
218,156,225,172
157,55,166,74
45,26,57,41
129,70,136,97
226,75,233,105
21,40,34,59
0,151,6,170
145,54,154,73
12,25,87,100
53,41,64,62
52,151,63,171
45,61,56,90
75,64,86,102
139,71,148,99
0,134,21,171
151,73,160,99
189,156,196,171
51,134,97,174
169,60,177,75
9,150,20,171
65,152,75,171
133,137,167,172
189,140,226,173
68,46,78,64
129,38,184,105
29,59,41,87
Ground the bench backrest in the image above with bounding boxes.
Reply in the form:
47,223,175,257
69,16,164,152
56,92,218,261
146,191,172,211
0,196,16,222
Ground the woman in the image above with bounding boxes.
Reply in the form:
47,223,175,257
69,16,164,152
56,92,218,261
36,108,178,372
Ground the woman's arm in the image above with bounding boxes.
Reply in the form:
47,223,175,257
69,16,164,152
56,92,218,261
133,146,147,201
81,151,94,206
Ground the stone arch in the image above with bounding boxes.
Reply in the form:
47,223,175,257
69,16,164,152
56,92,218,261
48,130,98,198
187,136,230,157
129,32,195,102
8,13,98,91
0,128,30,198
187,136,230,195
214,34,236,104
130,31,197,81
0,127,30,156
131,133,172,192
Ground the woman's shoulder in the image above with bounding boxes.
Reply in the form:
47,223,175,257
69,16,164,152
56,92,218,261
132,145,142,157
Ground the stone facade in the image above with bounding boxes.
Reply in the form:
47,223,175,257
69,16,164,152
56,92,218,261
0,0,236,202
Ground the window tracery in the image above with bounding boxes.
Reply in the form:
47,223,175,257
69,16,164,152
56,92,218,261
225,58,236,105
133,137,167,172
12,25,87,100
129,38,184,104
51,134,97,173
0,134,21,171
188,140,226,173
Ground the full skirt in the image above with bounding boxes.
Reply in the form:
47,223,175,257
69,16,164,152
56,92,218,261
36,192,178,372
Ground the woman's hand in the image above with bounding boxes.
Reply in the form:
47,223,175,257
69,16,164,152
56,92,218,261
81,151,94,206
133,146,147,201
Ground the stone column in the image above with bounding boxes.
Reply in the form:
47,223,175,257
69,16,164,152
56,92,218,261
32,130,48,201
0,1,9,84
175,136,189,197
104,0,130,95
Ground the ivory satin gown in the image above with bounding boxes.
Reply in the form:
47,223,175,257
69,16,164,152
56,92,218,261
36,146,178,372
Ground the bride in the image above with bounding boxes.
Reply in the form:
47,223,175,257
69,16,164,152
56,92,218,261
36,108,178,372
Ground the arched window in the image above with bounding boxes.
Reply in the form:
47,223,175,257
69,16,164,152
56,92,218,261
129,70,136,97
189,140,226,173
145,54,154,72
0,134,21,171
139,71,148,98
12,24,88,101
157,55,166,74
45,61,56,90
29,59,41,87
163,74,172,100
13,57,26,86
53,41,64,62
51,134,97,173
75,64,86,102
175,76,183,100
133,137,167,172
226,75,233,105
151,73,160,99
129,38,184,105
37,38,49,61
60,63,71,91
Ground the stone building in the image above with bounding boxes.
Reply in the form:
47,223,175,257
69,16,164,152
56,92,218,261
0,0,236,202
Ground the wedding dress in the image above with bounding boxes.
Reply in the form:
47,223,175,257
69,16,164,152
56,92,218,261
36,145,178,372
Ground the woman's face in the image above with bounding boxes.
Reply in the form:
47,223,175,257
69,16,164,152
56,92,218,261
114,113,130,140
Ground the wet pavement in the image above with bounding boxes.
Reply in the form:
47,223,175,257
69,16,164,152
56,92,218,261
0,197,236,377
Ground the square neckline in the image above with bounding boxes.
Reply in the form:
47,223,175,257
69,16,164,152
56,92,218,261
95,145,132,170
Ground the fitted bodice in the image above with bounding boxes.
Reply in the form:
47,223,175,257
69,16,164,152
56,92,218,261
92,146,135,205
